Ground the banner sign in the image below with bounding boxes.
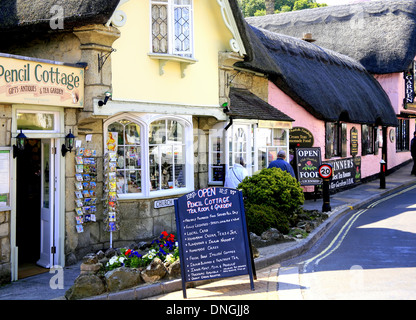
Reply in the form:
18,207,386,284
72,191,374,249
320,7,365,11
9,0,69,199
325,157,361,190
295,147,322,185
174,187,255,298
0,55,84,107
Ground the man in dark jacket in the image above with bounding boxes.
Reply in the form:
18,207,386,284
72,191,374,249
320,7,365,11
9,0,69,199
268,150,295,178
411,131,416,175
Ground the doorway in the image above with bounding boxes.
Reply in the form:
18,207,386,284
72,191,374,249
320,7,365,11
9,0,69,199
16,138,58,278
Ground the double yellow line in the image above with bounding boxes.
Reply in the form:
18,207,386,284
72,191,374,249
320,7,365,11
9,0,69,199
302,184,416,272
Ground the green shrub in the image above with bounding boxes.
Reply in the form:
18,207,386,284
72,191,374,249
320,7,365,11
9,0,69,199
239,167,305,235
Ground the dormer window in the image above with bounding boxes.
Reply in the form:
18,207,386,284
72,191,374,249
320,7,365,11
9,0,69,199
151,0,193,58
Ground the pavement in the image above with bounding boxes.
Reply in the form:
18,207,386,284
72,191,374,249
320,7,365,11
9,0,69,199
1,162,415,300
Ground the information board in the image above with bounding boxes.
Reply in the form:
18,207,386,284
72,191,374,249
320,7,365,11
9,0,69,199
174,187,255,298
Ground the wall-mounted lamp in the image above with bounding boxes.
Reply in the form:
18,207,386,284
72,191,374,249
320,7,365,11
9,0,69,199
62,130,75,157
13,129,27,158
98,91,112,107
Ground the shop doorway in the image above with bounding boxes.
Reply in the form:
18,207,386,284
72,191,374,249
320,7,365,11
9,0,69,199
16,138,58,278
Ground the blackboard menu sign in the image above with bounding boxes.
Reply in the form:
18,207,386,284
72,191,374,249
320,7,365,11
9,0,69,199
295,147,322,186
174,187,255,298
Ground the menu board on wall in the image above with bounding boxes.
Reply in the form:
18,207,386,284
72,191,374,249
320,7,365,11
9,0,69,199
174,187,255,298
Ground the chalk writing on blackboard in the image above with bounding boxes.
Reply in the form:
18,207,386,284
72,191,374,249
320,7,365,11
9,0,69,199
175,187,254,298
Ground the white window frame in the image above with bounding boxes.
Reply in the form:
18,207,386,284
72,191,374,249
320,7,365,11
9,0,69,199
208,121,291,185
104,113,194,199
15,108,61,134
149,0,194,58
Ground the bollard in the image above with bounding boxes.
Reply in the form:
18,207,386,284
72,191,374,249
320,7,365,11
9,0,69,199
380,159,386,189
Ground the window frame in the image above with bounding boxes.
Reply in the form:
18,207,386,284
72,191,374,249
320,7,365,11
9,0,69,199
149,0,194,58
104,113,194,199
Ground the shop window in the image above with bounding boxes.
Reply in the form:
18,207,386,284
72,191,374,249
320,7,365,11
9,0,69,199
208,123,290,184
257,127,288,170
107,120,142,194
149,119,186,191
325,122,347,158
105,114,192,198
150,0,193,58
396,119,410,151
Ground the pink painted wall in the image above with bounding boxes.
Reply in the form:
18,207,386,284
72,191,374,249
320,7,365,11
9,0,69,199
267,82,405,181
374,72,414,169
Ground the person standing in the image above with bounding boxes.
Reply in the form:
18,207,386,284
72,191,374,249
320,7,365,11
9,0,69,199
224,157,248,189
411,131,416,176
268,150,295,178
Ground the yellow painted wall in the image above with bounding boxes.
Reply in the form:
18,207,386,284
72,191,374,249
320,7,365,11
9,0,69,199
111,0,234,107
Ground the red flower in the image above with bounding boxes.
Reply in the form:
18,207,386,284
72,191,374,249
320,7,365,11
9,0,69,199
125,249,132,256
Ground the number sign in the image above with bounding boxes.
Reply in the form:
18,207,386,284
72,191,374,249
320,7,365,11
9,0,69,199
319,164,333,179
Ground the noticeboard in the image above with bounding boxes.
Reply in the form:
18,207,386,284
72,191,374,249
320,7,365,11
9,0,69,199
174,187,255,298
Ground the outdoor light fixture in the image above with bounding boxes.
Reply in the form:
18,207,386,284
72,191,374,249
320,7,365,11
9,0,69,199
13,129,27,158
62,129,75,157
98,91,112,106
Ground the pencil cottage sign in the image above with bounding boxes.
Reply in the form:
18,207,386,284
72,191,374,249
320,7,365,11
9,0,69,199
0,55,84,107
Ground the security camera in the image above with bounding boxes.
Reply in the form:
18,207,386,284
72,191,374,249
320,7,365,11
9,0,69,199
98,91,112,106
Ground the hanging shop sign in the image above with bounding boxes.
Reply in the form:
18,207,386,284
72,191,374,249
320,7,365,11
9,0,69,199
325,157,361,190
404,63,414,105
0,55,84,107
295,147,322,186
174,187,255,298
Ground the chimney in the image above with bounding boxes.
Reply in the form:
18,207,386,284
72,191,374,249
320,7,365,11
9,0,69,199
265,0,274,15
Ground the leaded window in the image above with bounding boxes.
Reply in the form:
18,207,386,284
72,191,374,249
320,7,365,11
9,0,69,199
151,0,193,58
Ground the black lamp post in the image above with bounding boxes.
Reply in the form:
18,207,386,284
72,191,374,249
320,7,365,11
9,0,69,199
62,129,75,157
13,129,27,158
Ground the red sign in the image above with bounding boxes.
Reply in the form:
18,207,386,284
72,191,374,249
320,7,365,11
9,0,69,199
318,164,333,179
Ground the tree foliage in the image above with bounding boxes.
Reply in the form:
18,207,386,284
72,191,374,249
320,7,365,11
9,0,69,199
238,0,327,17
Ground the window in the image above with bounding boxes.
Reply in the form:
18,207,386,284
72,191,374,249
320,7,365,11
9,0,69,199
149,119,186,191
151,0,193,58
107,120,142,194
105,114,192,198
396,119,410,151
361,124,375,155
16,110,59,132
325,122,347,158
208,122,290,184
257,127,288,170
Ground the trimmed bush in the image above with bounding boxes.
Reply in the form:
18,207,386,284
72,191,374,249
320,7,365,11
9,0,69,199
239,167,305,234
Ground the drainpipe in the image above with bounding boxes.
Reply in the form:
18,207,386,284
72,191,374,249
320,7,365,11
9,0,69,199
224,116,233,131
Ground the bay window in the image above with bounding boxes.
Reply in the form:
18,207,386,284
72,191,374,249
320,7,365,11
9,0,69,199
105,114,193,198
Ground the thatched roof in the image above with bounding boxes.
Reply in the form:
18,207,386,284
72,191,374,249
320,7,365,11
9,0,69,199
228,0,398,127
0,0,120,33
228,87,294,121
245,0,416,74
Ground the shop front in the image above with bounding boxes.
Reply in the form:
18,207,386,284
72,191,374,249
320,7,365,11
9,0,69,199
0,53,85,281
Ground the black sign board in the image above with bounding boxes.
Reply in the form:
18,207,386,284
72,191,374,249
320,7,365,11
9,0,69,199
174,187,255,298
295,147,322,185
404,63,414,104
326,157,361,190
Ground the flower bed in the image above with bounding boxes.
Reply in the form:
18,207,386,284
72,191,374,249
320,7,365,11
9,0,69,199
105,231,179,271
